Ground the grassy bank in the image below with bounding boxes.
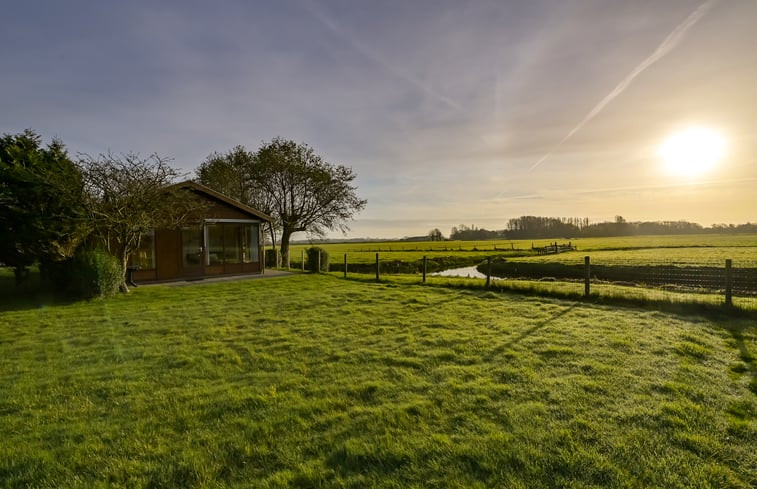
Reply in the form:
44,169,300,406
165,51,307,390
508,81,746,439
0,274,755,487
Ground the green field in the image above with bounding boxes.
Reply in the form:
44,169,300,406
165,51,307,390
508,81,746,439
288,240,529,265
513,247,756,267
288,234,757,268
512,234,757,268
1,274,755,487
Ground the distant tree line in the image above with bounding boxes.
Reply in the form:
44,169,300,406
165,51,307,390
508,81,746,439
427,228,444,241
447,216,757,240
449,224,501,241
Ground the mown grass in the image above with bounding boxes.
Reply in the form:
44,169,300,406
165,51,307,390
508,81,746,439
1,274,755,488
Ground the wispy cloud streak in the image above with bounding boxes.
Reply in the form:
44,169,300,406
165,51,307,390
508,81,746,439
569,175,757,196
301,0,462,111
530,0,719,171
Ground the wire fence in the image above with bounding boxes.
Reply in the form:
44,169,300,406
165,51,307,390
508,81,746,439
482,256,757,310
282,250,757,311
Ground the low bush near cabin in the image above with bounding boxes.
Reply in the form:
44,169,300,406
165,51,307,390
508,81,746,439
307,246,330,272
42,249,122,298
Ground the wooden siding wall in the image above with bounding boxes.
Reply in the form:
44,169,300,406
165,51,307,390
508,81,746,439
156,229,181,280
199,200,253,220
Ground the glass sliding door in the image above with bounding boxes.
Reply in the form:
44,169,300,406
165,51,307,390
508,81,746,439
206,224,224,267
198,220,262,275
223,224,242,264
181,227,204,277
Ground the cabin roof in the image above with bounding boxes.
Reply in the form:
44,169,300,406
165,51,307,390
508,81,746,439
172,180,273,222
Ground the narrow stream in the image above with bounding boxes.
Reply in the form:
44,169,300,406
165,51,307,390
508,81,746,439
431,266,487,279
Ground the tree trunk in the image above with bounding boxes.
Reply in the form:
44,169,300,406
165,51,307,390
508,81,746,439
280,228,292,267
268,223,277,250
118,249,130,294
14,266,29,286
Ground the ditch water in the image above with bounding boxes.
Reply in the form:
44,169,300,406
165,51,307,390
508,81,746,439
432,266,487,279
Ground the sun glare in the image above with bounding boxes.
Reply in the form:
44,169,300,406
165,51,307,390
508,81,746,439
658,127,726,177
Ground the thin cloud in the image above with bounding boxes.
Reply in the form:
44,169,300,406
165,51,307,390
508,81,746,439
530,0,719,171
570,176,757,196
301,0,462,112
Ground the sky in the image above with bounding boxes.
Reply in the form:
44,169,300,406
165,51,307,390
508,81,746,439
2,0,756,239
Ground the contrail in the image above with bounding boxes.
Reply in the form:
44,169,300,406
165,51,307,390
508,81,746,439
530,0,719,171
302,0,462,112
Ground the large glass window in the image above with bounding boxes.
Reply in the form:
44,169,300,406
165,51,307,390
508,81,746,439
246,223,259,263
223,225,241,264
204,221,260,266
206,224,224,266
128,230,156,269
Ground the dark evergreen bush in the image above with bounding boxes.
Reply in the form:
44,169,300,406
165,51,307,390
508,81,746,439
306,247,329,273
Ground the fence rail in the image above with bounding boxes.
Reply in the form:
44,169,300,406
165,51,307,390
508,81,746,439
482,257,757,300
276,250,757,310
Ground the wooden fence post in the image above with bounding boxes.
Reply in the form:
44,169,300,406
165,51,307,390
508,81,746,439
422,255,427,284
485,257,491,288
584,256,591,297
301,250,305,272
725,259,733,307
344,253,348,278
317,251,321,274
375,253,380,282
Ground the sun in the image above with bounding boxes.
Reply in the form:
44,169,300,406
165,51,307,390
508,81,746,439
658,126,726,177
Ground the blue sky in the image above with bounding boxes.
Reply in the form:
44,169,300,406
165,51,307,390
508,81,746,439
2,0,756,238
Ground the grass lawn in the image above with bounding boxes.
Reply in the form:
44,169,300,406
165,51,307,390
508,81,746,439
0,274,755,488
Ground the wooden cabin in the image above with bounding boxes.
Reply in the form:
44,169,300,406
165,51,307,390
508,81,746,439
128,181,272,284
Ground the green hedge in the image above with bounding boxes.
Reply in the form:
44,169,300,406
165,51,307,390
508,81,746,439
42,249,123,298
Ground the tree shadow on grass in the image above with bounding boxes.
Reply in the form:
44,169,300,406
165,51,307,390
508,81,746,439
503,304,578,348
723,323,757,395
0,270,77,313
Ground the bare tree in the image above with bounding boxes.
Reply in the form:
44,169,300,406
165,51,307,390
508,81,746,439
253,138,367,265
428,228,444,241
196,146,280,250
78,153,206,292
197,138,367,266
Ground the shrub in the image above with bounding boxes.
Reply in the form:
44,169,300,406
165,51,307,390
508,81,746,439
42,249,122,298
306,247,329,273
265,249,280,268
